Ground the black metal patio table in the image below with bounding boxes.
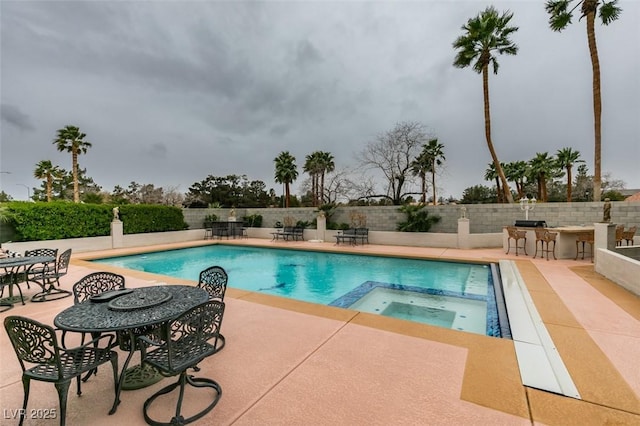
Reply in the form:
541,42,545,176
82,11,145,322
0,256,55,310
53,284,209,415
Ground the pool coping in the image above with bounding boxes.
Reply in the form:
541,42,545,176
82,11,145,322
73,239,640,423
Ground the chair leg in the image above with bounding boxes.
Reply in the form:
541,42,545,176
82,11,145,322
143,372,222,426
54,380,72,426
20,376,30,426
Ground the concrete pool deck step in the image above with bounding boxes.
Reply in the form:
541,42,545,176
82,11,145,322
499,260,580,399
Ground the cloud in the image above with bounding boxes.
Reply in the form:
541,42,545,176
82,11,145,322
1,104,35,131
1,0,638,201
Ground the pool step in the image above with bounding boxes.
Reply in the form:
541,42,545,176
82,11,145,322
463,266,489,296
499,260,580,399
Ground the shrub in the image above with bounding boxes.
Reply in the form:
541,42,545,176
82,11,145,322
2,202,188,242
396,204,441,232
242,214,263,227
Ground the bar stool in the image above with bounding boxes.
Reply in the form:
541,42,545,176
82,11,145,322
540,230,558,260
506,226,527,256
575,231,594,262
533,228,546,259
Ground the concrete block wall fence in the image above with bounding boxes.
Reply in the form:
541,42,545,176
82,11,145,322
183,201,640,235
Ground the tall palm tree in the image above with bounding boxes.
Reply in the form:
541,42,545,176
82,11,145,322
317,151,335,205
274,151,298,208
556,147,584,201
53,125,92,203
34,160,61,202
545,0,622,201
453,6,518,204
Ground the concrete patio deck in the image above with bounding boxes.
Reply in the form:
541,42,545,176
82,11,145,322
1,239,638,425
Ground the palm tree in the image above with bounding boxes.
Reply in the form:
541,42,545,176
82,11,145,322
453,6,518,204
504,160,528,199
317,151,335,205
33,160,61,202
529,152,557,202
545,0,622,201
484,162,503,204
423,139,445,205
556,147,584,201
274,151,298,208
303,152,321,206
410,151,430,204
53,125,92,203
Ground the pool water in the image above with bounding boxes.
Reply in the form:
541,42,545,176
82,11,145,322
92,245,508,337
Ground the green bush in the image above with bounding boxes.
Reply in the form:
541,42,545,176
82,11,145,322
2,202,188,242
203,213,218,227
242,214,263,227
396,204,441,232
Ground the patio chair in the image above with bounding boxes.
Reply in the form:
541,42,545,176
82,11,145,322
198,266,228,301
622,226,637,246
64,272,126,380
0,267,19,312
196,266,227,353
506,226,527,256
355,228,369,244
31,248,72,302
138,300,225,426
4,315,118,426
24,248,58,289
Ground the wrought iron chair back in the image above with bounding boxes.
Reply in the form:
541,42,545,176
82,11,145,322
31,249,72,302
198,265,228,301
138,300,225,426
24,248,58,288
73,271,125,304
4,315,118,426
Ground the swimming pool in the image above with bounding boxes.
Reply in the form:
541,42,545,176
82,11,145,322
92,245,510,338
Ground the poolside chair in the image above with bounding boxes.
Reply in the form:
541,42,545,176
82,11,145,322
24,248,58,289
138,300,225,426
355,228,369,244
64,272,126,380
197,266,227,354
31,248,72,302
4,315,118,426
506,226,527,256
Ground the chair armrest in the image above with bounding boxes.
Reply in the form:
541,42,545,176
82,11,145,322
60,332,116,352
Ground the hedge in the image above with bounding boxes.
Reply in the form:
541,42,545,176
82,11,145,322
1,202,188,242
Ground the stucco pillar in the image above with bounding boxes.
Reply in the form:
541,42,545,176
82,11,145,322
111,219,123,249
457,218,470,249
315,214,326,242
594,222,615,264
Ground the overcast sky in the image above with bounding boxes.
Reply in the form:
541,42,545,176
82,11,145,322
1,0,638,202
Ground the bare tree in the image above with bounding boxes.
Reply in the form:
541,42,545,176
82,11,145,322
163,186,185,206
358,121,433,205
